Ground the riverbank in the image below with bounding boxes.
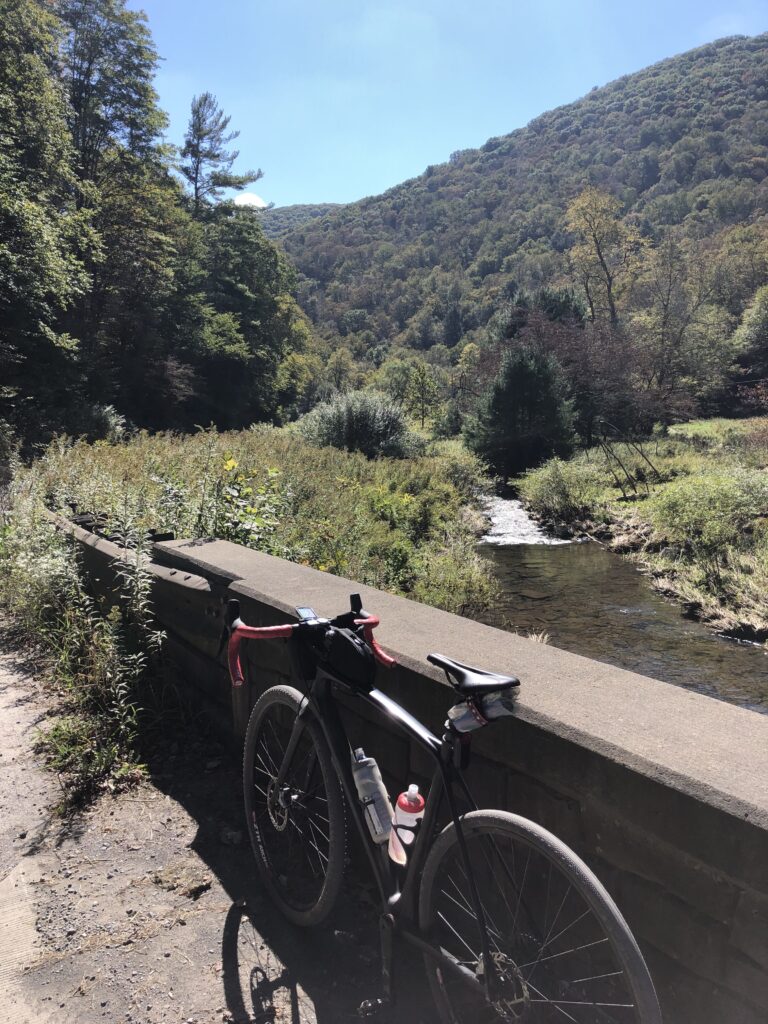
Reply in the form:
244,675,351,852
517,418,768,645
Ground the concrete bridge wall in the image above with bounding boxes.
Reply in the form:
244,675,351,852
61,518,768,1024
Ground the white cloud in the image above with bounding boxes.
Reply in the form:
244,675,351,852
234,192,268,209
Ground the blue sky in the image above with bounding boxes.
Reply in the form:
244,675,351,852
132,0,768,208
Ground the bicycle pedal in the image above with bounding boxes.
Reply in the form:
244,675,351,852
358,996,391,1018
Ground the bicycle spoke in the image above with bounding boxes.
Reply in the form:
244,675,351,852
288,816,326,877
423,815,655,1024
443,860,507,954
569,970,625,985
437,910,481,962
511,844,531,938
439,882,504,949
525,979,580,1023
525,884,573,984
519,936,612,971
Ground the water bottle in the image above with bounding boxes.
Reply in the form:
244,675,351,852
351,748,393,845
392,784,425,848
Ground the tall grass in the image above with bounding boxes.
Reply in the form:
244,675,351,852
26,426,494,607
0,481,164,803
1,428,498,802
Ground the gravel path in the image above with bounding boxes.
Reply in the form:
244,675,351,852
0,648,436,1024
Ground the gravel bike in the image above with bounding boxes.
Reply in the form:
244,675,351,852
226,594,662,1023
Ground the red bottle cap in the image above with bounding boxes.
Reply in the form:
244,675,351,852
397,784,425,812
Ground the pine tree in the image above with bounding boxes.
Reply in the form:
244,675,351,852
180,93,262,217
464,346,573,477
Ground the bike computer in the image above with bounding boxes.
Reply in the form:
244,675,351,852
296,606,318,621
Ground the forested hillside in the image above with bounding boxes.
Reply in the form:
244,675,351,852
260,203,340,240
278,34,768,448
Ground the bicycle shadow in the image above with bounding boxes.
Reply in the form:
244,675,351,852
146,737,438,1024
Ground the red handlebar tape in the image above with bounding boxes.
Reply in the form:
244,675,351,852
227,616,396,687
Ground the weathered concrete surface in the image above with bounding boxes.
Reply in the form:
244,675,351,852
148,536,768,1024
154,538,768,827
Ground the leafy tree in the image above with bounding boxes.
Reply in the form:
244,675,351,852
275,351,323,421
280,34,768,402
198,205,306,426
56,0,166,181
324,347,359,393
372,358,414,405
406,362,440,427
0,0,93,438
180,92,261,217
566,187,645,325
443,304,463,346
630,236,733,419
452,343,481,411
464,346,573,477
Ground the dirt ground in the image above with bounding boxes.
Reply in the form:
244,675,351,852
0,649,437,1024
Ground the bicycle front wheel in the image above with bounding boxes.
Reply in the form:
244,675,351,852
419,810,661,1024
243,685,346,926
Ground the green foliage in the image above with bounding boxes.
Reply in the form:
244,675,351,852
648,470,768,556
277,34,768,427
0,0,94,437
180,92,262,217
523,417,768,632
406,362,441,427
464,346,574,477
298,391,423,459
0,486,163,803
15,427,493,615
284,35,768,344
411,530,498,620
213,460,287,549
1,0,309,447
371,357,415,404
259,203,341,240
519,457,604,522
733,284,768,379
57,0,167,178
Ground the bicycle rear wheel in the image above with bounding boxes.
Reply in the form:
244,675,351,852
419,810,661,1024
243,685,346,926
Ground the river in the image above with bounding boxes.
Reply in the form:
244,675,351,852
477,497,768,713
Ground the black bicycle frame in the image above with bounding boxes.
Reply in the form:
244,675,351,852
278,638,498,1001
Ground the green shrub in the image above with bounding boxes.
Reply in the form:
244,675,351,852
519,457,604,522
298,390,422,459
411,531,500,619
648,469,768,555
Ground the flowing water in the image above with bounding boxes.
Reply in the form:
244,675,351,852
478,498,768,713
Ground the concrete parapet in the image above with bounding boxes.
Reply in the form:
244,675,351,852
62,527,768,1023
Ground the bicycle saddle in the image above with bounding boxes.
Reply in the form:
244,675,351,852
427,653,520,695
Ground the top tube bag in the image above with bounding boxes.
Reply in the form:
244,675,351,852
322,625,376,689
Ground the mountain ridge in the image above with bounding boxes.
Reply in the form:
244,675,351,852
275,33,768,352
